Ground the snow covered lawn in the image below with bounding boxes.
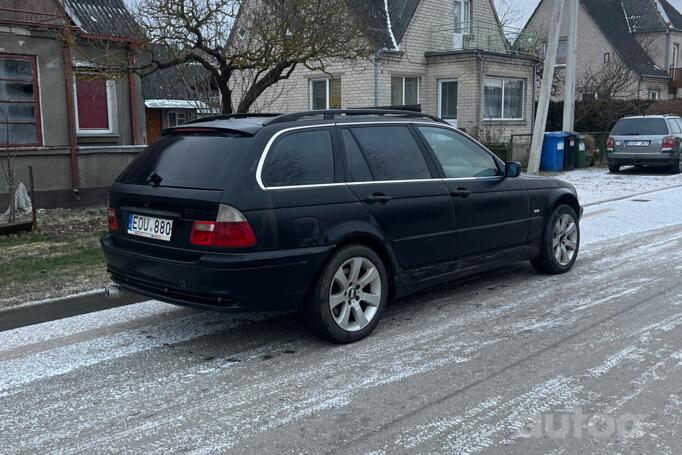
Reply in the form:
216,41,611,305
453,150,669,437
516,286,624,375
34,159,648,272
549,167,682,205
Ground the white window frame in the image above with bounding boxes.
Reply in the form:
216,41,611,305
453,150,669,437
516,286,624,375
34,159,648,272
438,79,458,123
484,77,525,121
167,110,187,127
391,76,421,106
310,78,332,110
649,89,661,100
73,78,117,135
673,43,680,68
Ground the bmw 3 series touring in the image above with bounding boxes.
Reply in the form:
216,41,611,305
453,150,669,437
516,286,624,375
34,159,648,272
102,110,582,343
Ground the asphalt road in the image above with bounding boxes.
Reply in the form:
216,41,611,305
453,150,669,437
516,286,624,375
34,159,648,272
2,187,682,454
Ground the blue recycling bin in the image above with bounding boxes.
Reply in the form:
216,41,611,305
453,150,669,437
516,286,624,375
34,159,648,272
541,132,569,172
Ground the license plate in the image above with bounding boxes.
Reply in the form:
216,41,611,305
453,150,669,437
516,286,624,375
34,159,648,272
128,214,173,241
626,141,650,147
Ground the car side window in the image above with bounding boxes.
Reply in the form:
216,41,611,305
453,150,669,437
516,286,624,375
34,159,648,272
350,126,432,181
264,129,334,187
341,129,374,182
671,119,682,134
417,126,500,178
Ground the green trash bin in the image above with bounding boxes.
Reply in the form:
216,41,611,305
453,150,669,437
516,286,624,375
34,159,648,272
575,135,586,168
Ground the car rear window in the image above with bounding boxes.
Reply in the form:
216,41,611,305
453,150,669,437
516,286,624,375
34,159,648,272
350,126,431,181
611,118,669,136
117,132,248,189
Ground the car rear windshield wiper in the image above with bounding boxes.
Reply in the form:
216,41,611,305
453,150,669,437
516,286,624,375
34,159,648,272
146,172,163,187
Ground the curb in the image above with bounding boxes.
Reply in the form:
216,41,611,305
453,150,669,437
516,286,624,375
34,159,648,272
583,183,682,207
0,289,146,332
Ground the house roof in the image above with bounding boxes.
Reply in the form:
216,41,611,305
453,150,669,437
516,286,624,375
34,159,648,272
66,0,139,38
142,62,217,111
581,0,670,78
346,0,420,50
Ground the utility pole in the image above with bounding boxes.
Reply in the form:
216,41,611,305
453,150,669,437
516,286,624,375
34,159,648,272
562,0,579,132
528,0,566,175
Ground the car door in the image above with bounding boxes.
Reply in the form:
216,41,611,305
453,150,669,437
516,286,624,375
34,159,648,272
415,125,530,259
340,124,456,269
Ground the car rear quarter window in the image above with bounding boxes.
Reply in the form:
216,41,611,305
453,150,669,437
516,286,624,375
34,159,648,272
350,126,431,181
611,118,668,136
264,129,334,187
117,132,248,189
669,119,682,134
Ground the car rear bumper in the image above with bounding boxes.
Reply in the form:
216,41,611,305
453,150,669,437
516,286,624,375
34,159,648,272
101,235,332,312
608,152,675,166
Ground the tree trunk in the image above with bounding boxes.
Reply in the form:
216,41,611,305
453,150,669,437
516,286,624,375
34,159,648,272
237,62,296,114
218,71,233,115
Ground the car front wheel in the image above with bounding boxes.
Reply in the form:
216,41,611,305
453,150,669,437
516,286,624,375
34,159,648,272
608,163,620,173
531,205,580,274
304,245,388,343
671,152,682,174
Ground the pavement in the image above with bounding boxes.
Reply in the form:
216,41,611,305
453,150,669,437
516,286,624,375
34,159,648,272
2,186,682,454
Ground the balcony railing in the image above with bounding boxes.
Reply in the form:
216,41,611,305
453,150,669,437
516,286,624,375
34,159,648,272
429,19,541,58
670,66,682,89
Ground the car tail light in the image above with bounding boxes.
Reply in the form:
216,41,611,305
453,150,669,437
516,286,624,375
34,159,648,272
190,204,256,248
606,137,614,152
662,135,676,152
108,208,119,232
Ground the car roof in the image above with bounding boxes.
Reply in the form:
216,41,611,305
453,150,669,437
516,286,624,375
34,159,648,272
166,110,447,136
621,115,681,120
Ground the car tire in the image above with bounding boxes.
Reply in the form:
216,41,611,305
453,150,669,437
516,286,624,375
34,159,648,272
670,153,682,175
304,245,389,343
531,205,580,275
608,163,620,173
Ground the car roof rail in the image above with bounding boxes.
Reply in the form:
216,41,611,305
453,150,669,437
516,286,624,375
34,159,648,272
185,113,283,125
264,109,449,126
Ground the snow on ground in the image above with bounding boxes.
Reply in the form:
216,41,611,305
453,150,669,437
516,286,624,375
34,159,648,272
550,167,682,206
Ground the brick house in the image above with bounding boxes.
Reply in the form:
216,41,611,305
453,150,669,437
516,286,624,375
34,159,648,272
241,0,540,138
524,0,682,101
0,0,145,207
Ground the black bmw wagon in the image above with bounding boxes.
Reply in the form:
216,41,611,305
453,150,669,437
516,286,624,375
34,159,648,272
102,110,582,343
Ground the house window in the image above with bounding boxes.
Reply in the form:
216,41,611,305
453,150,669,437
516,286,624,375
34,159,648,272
438,80,458,121
544,38,567,66
649,90,661,100
604,53,611,63
310,78,341,110
167,111,187,127
0,54,42,146
673,44,680,68
454,0,471,34
74,76,116,135
391,76,420,106
484,77,524,120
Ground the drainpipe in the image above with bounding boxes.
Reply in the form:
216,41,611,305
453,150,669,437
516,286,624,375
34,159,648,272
476,52,484,130
127,49,139,146
532,62,539,134
62,30,79,200
373,49,386,107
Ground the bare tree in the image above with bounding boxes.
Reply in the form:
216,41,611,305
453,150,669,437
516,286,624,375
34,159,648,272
134,0,372,114
0,107,16,224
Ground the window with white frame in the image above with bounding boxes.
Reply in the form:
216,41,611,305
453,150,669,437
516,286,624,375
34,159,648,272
544,38,567,66
310,78,341,110
649,90,661,100
391,76,420,106
167,111,187,127
74,75,117,135
484,77,524,120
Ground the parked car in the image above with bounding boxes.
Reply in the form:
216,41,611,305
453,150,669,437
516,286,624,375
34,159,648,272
102,110,582,343
607,115,682,174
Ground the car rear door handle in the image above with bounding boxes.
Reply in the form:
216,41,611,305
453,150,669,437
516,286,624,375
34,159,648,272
451,188,472,199
364,193,392,204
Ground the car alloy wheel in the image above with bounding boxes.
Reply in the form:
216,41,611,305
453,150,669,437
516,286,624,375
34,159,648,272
328,257,382,332
553,214,578,266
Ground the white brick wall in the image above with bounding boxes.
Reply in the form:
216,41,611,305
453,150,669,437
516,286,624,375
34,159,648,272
233,0,537,138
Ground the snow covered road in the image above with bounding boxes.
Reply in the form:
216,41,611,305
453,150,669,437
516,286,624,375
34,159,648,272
2,186,682,454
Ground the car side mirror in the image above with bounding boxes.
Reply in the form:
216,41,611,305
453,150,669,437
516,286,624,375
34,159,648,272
505,161,522,178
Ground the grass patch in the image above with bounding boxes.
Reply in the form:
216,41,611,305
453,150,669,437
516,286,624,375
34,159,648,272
0,246,104,285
